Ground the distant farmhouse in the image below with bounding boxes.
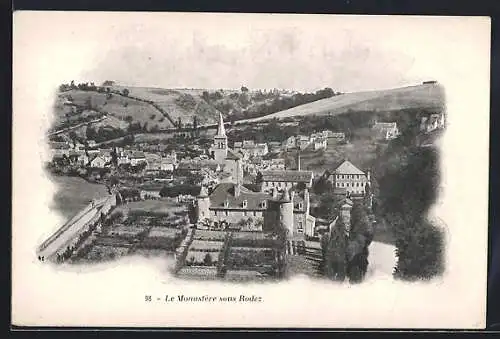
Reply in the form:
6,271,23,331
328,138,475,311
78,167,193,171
420,112,445,133
323,159,371,197
372,122,400,140
233,140,269,158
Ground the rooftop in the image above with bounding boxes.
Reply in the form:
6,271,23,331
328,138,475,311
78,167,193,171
260,170,313,183
333,160,365,175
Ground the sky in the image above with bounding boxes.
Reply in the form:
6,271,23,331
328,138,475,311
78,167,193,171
15,12,488,93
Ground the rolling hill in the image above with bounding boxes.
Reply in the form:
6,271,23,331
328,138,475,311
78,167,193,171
235,83,445,124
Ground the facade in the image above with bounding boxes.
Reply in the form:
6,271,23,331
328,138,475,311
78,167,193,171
325,160,371,196
372,122,400,140
420,113,445,133
282,136,297,151
258,170,314,193
313,137,327,150
233,140,269,158
88,155,108,168
129,151,147,166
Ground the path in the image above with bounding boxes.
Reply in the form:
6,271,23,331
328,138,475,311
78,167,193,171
37,196,113,261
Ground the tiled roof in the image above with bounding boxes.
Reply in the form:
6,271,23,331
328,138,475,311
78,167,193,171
260,170,313,183
209,183,270,211
334,160,365,175
178,160,220,171
130,151,145,158
49,142,70,149
373,122,397,128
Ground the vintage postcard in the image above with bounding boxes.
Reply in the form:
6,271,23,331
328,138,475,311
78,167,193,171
12,12,490,328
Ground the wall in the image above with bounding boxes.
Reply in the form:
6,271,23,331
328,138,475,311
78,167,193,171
210,209,264,224
331,174,368,195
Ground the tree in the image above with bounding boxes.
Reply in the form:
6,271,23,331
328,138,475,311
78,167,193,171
322,218,348,281
203,253,213,266
122,88,130,97
84,96,93,110
241,86,249,92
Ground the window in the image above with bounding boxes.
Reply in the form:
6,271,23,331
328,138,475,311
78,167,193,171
242,200,248,208
225,211,228,216
253,211,256,216
214,211,218,216
244,211,247,216
298,222,303,231
298,202,303,210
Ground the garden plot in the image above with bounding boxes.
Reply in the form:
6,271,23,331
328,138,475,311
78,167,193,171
193,229,227,241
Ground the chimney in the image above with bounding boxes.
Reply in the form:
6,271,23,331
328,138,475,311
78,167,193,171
234,184,241,197
296,152,301,171
290,190,295,203
367,169,371,183
272,187,278,199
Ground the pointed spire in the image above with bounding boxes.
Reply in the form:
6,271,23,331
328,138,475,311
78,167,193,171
198,186,209,198
216,113,226,137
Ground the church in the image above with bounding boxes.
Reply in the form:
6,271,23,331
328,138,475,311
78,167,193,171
209,113,244,184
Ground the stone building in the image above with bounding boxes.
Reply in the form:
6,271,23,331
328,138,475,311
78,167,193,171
195,183,316,238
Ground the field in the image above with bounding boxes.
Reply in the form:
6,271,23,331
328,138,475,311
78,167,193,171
48,174,110,220
110,86,222,125
192,229,227,241
114,198,186,216
147,227,179,238
56,89,174,130
236,84,445,123
189,240,224,251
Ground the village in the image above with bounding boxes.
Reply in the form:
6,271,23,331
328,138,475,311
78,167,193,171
41,87,446,282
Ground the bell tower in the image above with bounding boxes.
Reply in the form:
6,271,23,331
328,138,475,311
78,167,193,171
213,113,228,164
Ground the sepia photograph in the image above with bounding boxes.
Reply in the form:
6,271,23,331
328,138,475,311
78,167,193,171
12,12,490,328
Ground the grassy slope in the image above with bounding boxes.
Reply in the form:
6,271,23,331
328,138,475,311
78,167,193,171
110,86,223,125
236,84,445,123
56,89,174,130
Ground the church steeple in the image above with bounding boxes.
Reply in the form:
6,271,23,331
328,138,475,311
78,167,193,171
212,113,228,163
216,113,226,137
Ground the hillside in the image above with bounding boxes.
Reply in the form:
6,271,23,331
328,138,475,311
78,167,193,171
55,89,174,131
236,83,445,124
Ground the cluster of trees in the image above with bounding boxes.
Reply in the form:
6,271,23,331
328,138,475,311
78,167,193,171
159,184,201,198
86,125,127,143
320,201,374,283
376,146,445,280
230,87,338,121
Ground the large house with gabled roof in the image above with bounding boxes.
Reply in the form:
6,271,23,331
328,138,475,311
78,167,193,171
323,159,371,196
